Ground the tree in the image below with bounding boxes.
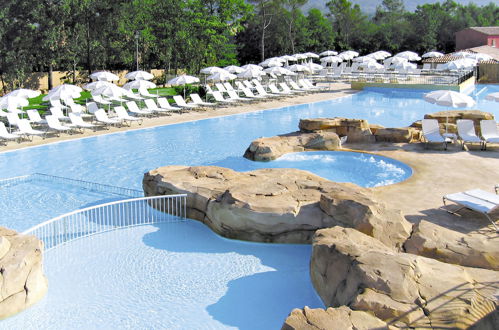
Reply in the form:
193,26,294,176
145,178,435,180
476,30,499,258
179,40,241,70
305,8,334,53
326,0,369,50
281,0,308,54
248,0,279,61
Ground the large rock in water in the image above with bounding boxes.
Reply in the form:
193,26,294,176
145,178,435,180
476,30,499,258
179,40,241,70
143,166,412,247
311,227,498,329
0,227,48,319
404,220,499,270
243,131,341,161
282,306,388,330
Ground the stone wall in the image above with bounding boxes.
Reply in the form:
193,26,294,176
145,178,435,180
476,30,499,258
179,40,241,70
0,227,48,319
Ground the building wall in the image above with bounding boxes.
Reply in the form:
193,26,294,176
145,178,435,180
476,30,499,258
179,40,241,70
456,29,491,50
487,36,499,48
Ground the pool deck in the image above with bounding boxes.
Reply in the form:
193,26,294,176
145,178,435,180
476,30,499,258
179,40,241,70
2,82,498,237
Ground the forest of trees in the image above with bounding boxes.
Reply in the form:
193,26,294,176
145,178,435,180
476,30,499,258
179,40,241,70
0,0,497,91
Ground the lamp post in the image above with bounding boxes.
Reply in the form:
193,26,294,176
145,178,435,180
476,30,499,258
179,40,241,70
135,31,140,71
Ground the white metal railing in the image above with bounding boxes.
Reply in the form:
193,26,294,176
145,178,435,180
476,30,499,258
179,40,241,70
22,194,187,251
0,173,142,197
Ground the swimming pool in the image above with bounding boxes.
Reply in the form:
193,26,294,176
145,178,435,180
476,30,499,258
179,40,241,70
0,85,497,328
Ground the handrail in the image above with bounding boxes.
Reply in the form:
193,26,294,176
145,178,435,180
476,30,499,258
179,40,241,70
22,194,187,251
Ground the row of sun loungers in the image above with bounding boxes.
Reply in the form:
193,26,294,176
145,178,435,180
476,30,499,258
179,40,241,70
421,119,499,150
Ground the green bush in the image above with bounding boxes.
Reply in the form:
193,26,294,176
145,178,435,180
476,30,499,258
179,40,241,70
172,84,199,96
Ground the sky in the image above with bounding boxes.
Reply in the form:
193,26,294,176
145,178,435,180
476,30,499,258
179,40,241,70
303,0,495,14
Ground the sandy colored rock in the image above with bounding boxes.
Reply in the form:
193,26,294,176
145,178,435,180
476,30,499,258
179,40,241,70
404,220,499,270
243,131,341,161
311,226,498,329
424,110,494,135
374,127,419,143
282,306,388,330
299,118,375,143
0,227,48,320
143,166,411,246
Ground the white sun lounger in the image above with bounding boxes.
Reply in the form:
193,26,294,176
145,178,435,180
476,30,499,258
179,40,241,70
254,85,279,98
49,106,71,122
443,189,499,231
268,84,293,96
126,101,155,117
17,119,45,140
173,95,198,110
212,91,237,104
69,113,96,131
240,88,265,100
190,93,217,107
156,98,182,114
93,109,121,128
144,99,175,115
45,115,74,136
0,122,20,144
457,119,484,150
480,120,499,150
421,119,450,150
227,90,252,103
26,109,47,125
139,87,159,98
6,113,20,128
114,106,143,126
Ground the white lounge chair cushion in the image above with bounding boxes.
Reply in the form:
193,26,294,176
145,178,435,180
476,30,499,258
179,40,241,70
445,189,499,214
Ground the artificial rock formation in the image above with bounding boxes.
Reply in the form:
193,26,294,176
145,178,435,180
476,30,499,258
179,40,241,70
311,226,498,329
404,220,499,271
282,306,388,330
411,110,495,134
143,166,412,248
0,227,48,319
244,131,341,161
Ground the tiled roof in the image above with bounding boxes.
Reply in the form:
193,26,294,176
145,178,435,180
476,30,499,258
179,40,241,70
422,46,499,63
464,27,499,35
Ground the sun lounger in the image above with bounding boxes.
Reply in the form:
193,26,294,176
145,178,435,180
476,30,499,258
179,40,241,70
144,99,175,115
93,109,121,128
279,82,303,95
17,119,45,140
27,110,47,126
480,120,499,150
443,189,499,231
50,106,71,122
223,82,239,93
126,101,155,117
456,119,484,150
288,80,310,93
114,106,143,126
212,91,237,104
215,83,228,94
190,93,217,107
173,95,199,110
227,90,252,103
69,113,96,131
45,115,74,136
0,122,20,144
92,94,112,106
156,98,182,114
240,88,265,100
268,84,291,96
421,119,450,150
138,87,159,98
254,85,279,98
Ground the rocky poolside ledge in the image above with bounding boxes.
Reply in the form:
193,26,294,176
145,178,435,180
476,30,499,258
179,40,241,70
143,165,498,329
0,227,48,319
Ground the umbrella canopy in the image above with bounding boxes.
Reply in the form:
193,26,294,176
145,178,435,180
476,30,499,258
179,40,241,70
393,61,417,70
304,63,324,72
224,65,244,74
394,51,421,61
485,92,499,102
293,53,308,60
6,89,41,99
319,50,338,57
237,68,266,79
303,52,319,58
200,66,225,75
206,71,237,82
168,75,200,85
353,56,376,63
422,51,444,58
263,66,296,76
241,64,263,71
125,70,154,81
280,55,297,62
442,58,477,70
384,56,408,67
338,50,359,60
452,51,472,58
43,84,82,101
358,61,384,70
90,71,120,82
286,64,312,73
0,95,29,109
423,90,475,108
83,81,115,90
467,53,492,61
259,58,284,68
91,84,128,98
123,80,157,90
320,56,342,63
373,50,391,58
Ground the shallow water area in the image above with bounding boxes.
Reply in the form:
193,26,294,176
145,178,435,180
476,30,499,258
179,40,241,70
1,221,322,329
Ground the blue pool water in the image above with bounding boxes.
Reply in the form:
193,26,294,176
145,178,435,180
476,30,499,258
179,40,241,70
2,222,321,329
0,85,497,328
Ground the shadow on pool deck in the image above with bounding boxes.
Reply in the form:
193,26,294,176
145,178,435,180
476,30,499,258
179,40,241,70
142,221,323,329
